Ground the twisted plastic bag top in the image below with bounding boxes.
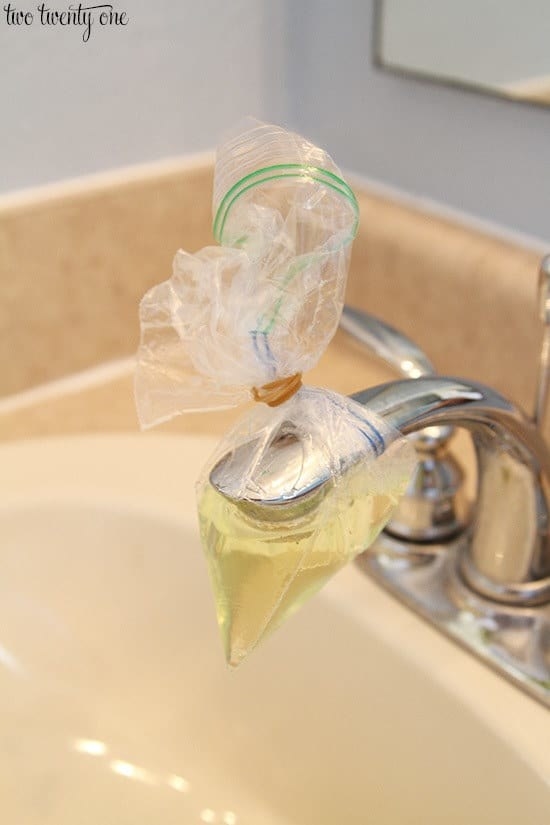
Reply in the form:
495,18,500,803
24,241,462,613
135,119,359,427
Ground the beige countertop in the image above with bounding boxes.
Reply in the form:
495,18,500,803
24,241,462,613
0,154,545,444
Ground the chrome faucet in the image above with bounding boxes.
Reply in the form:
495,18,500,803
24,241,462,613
211,256,550,707
348,257,550,707
340,306,470,543
342,304,550,606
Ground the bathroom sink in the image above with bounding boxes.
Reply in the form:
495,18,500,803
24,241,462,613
1,434,550,825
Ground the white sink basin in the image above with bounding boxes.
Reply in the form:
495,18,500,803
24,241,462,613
1,435,550,824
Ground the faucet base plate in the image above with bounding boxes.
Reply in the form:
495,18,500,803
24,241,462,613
357,533,550,708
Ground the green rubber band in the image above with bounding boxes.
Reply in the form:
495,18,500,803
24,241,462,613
213,163,359,243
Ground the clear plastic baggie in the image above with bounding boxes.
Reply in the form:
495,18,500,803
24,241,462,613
134,119,415,666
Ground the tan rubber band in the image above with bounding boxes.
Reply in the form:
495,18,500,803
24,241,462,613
252,373,303,407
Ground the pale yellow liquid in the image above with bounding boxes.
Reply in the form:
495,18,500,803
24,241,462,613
198,445,413,667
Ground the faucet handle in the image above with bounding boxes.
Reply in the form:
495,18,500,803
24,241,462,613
340,306,450,444
340,305,435,379
340,305,470,542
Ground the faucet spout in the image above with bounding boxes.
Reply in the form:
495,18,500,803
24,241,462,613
353,377,550,605
210,372,550,606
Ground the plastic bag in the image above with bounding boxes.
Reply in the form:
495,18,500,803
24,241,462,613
135,118,359,426
135,120,415,666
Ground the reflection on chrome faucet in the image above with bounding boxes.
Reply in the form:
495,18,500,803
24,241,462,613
338,265,550,708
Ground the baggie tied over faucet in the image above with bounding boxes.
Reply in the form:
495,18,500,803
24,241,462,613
134,119,416,666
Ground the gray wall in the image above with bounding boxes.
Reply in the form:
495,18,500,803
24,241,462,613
1,0,549,241
285,0,550,241
0,0,287,190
